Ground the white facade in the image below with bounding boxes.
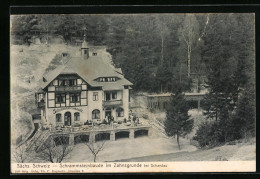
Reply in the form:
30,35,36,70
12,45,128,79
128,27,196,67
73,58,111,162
37,79,131,127
36,40,132,128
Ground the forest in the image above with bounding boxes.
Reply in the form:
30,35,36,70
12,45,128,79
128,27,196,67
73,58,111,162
11,14,255,147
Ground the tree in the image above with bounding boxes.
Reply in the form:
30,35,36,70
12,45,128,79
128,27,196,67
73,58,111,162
200,14,255,144
231,86,255,142
12,142,30,163
202,14,253,119
164,88,194,150
153,15,171,65
11,15,40,44
81,136,106,162
35,135,73,163
194,121,213,148
156,63,173,93
178,14,201,77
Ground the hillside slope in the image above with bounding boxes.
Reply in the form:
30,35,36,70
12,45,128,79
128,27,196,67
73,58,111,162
114,142,255,162
10,44,113,144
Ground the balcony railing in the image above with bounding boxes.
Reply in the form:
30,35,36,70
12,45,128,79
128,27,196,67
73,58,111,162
103,100,123,106
55,85,82,92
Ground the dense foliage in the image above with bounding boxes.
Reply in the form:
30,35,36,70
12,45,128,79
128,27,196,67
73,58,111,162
195,14,255,147
11,14,255,146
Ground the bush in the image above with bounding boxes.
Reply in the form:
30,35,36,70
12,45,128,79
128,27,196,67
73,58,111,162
193,121,225,148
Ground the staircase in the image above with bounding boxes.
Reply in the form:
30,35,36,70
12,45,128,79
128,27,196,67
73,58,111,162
145,113,171,139
25,128,51,152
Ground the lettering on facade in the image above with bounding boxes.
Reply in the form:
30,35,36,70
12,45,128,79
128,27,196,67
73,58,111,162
53,107,83,114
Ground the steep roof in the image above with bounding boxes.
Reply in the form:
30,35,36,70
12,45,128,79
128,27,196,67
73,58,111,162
41,55,132,90
81,41,88,49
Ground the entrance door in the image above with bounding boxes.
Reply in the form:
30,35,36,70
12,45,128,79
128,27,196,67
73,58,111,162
105,108,111,117
64,112,71,126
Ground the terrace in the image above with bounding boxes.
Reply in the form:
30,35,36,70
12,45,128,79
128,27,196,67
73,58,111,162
48,120,151,144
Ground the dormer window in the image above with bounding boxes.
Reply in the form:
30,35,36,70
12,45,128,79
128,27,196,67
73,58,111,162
97,77,119,82
62,52,69,57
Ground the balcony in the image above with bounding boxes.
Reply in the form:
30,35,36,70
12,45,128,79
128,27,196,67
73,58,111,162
103,100,123,106
55,85,82,92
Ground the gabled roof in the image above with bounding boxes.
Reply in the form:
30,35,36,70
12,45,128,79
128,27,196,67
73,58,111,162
115,68,123,75
41,55,133,90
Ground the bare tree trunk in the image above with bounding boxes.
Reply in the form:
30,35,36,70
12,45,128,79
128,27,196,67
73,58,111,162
46,24,49,45
179,64,182,82
161,34,164,65
177,133,180,150
94,155,96,162
187,45,191,77
244,129,247,143
224,132,227,143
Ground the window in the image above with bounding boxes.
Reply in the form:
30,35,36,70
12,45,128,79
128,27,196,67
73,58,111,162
84,50,88,54
58,80,66,86
64,112,71,126
93,92,98,101
56,114,62,122
112,92,117,99
62,53,68,57
69,79,77,86
116,108,124,117
74,112,80,121
70,93,80,103
99,77,118,82
105,92,111,101
92,109,100,119
55,93,66,103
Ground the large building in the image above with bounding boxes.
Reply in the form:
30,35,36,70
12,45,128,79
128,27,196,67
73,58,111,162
35,35,133,128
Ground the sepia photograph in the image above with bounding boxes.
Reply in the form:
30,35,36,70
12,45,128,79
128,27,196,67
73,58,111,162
10,13,256,173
